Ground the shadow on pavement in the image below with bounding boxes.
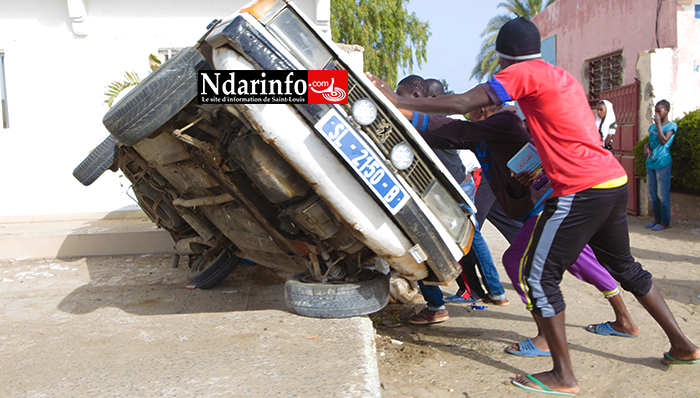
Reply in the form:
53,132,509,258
57,253,293,316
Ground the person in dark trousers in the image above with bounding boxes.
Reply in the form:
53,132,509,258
368,17,699,396
425,77,515,305
394,75,507,325
408,101,640,358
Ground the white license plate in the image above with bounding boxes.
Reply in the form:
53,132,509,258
315,111,408,214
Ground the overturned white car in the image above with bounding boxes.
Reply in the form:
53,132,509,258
74,0,475,318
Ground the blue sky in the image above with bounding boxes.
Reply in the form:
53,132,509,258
398,1,502,93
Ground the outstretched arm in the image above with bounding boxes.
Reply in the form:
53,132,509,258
366,72,494,116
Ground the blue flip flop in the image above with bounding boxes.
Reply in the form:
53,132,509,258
585,321,637,338
505,338,551,357
512,374,576,396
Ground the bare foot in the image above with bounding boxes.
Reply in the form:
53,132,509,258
667,347,700,362
512,372,579,395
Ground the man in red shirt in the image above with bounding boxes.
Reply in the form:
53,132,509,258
367,17,699,396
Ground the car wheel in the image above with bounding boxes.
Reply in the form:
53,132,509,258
284,271,390,318
189,246,241,289
102,47,210,146
72,135,119,186
132,183,188,232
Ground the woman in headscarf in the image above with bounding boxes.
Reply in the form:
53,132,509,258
596,100,616,152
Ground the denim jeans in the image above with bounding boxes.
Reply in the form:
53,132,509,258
460,178,505,299
460,178,476,203
418,281,445,310
647,163,672,225
471,221,506,299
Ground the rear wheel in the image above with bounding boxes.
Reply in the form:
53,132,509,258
284,271,390,318
103,47,209,146
189,246,241,289
132,183,187,232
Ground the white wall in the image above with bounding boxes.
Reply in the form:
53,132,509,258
0,0,325,220
674,0,700,118
637,48,675,135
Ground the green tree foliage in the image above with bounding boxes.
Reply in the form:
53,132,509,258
472,0,557,82
634,108,700,196
104,54,163,108
331,0,430,88
632,135,649,181
104,71,141,108
439,79,454,95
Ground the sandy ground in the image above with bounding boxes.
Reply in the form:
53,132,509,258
372,216,700,398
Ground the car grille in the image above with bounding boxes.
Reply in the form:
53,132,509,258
337,71,436,195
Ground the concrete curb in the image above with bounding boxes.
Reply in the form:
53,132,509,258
0,217,174,260
0,255,384,397
358,317,383,398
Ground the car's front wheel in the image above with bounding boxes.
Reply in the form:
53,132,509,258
102,46,209,146
284,271,390,318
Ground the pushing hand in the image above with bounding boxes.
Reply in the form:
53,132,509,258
365,72,399,106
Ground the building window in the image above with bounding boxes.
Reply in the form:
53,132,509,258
158,47,182,62
0,52,8,129
587,52,623,106
541,35,556,66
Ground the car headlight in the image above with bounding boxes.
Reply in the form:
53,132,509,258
422,180,469,244
264,7,332,69
390,143,414,170
351,98,378,126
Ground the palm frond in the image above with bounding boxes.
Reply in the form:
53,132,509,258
148,54,162,71
104,71,141,108
473,0,553,80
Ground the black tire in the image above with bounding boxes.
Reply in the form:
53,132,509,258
284,271,390,318
132,183,188,232
72,136,119,186
189,247,241,289
103,47,209,146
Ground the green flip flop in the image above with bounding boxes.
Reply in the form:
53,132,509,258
662,352,700,365
512,374,576,396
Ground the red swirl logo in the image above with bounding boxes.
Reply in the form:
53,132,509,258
308,70,348,104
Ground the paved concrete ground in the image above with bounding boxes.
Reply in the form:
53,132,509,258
0,249,381,397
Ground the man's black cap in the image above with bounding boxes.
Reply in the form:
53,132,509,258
496,17,542,60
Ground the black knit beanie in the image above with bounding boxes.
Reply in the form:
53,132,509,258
496,17,541,60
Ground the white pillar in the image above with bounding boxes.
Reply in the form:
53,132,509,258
315,0,331,39
67,0,88,37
